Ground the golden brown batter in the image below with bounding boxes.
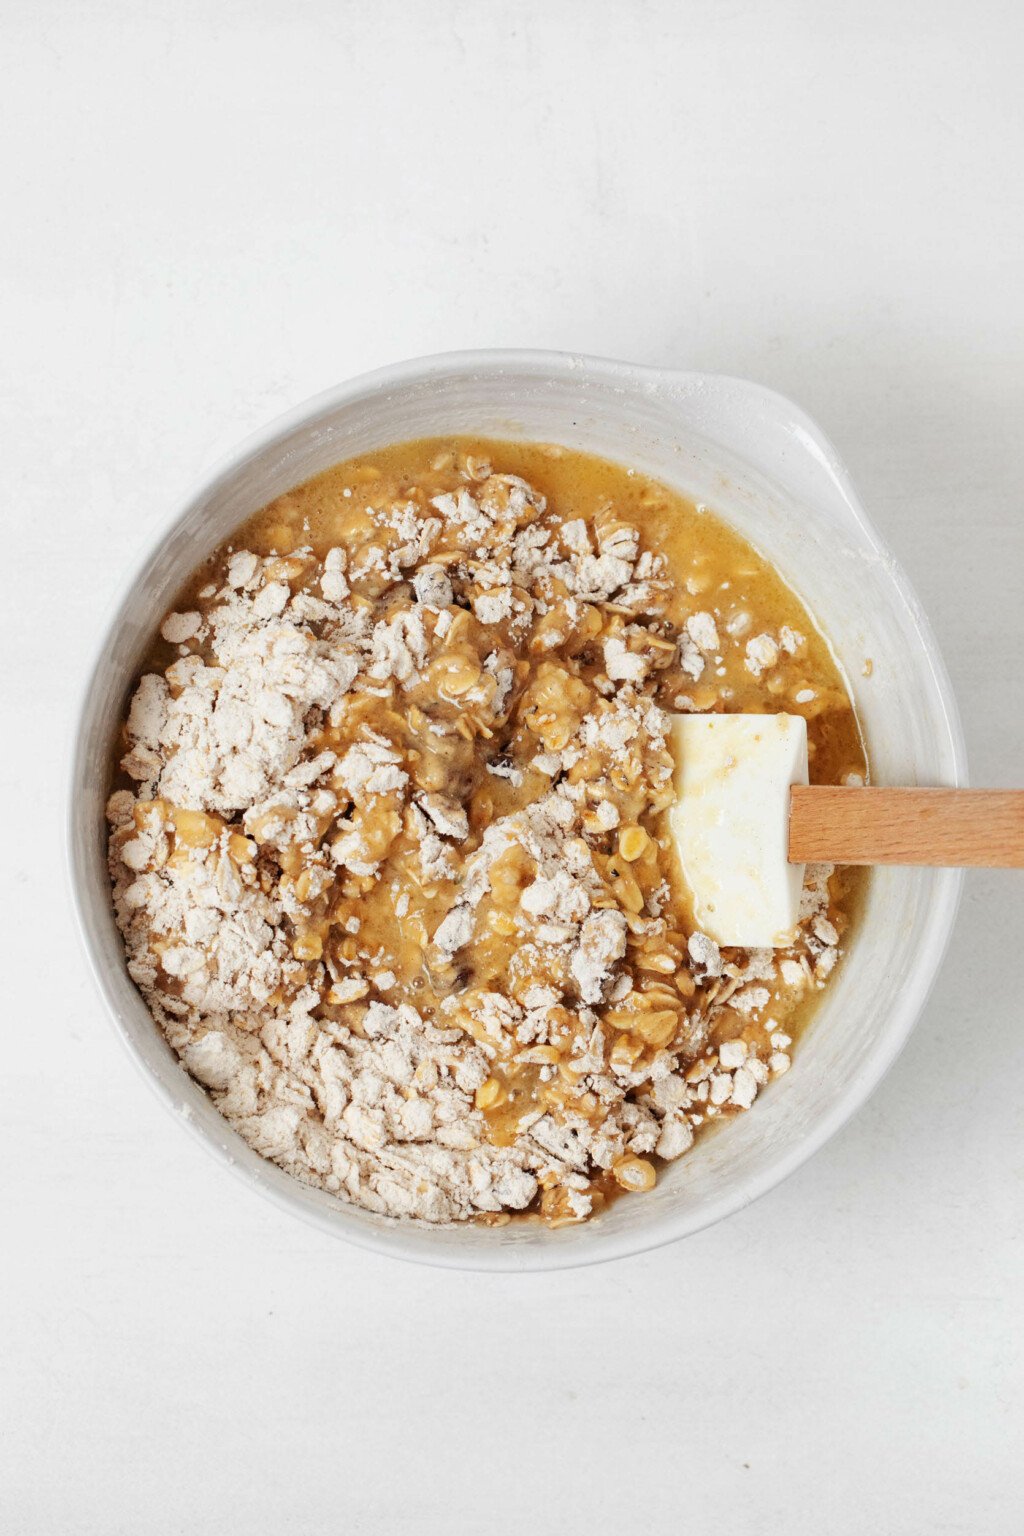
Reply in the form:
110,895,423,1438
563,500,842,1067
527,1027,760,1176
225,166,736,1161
107,439,866,1225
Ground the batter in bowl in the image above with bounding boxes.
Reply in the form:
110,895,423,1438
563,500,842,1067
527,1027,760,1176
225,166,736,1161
107,439,866,1224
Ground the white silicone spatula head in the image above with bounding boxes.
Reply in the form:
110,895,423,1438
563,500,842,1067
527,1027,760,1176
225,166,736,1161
668,713,808,948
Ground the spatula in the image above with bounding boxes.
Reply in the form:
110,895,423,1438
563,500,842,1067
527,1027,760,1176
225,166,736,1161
668,714,1024,948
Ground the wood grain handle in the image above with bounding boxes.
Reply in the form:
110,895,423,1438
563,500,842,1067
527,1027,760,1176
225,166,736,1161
789,787,1024,867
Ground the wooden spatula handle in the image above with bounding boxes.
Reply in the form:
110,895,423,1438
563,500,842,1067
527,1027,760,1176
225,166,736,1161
789,787,1024,867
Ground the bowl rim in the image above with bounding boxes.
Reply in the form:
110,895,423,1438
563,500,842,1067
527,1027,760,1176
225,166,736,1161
66,347,968,1271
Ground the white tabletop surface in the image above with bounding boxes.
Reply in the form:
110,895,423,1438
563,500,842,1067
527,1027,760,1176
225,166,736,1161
3,2,1022,1531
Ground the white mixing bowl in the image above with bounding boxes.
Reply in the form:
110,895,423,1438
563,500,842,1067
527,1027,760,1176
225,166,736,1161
67,350,966,1270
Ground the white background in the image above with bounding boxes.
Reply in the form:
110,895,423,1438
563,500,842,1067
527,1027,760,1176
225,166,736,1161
3,1,1022,1531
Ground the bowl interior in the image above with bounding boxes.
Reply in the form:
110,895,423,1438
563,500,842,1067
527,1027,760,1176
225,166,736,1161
70,355,964,1269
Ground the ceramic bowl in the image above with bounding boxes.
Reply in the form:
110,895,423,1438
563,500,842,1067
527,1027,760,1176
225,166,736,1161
68,350,966,1270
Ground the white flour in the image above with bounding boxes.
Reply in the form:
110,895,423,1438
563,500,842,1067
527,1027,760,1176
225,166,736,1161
108,465,841,1224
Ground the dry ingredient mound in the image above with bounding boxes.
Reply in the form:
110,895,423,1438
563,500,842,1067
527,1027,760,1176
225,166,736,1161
107,449,853,1226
